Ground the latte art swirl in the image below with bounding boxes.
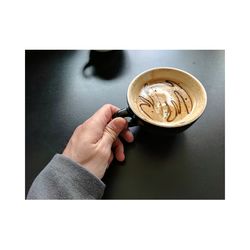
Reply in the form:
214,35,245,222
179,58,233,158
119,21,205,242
137,80,193,123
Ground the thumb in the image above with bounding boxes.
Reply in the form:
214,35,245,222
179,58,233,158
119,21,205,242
101,118,127,147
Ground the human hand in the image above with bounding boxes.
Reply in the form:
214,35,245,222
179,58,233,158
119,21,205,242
63,104,134,179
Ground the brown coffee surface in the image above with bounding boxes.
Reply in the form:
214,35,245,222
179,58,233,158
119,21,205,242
137,80,193,123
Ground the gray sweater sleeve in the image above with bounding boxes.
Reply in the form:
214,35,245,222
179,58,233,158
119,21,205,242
27,154,105,200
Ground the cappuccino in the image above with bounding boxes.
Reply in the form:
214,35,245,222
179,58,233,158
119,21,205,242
137,80,193,123
114,67,207,130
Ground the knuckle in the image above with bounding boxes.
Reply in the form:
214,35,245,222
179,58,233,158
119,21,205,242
76,124,82,130
101,104,111,111
74,124,83,133
76,121,89,132
83,118,91,126
103,103,112,109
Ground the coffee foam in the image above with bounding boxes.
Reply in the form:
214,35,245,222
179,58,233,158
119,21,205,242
136,80,193,123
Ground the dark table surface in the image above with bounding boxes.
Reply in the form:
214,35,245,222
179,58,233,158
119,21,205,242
25,50,225,199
